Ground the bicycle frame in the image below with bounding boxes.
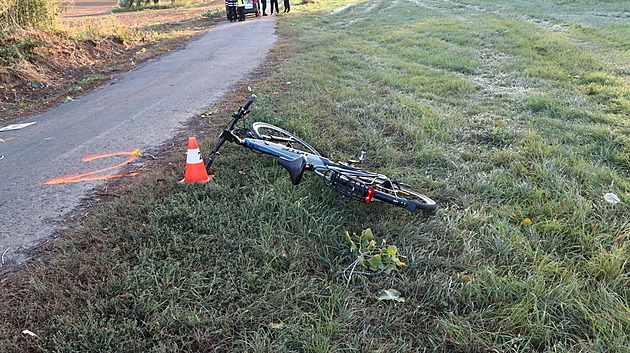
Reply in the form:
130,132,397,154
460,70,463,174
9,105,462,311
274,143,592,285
243,138,326,166
205,94,437,212
225,133,380,179
204,95,376,180
249,136,386,175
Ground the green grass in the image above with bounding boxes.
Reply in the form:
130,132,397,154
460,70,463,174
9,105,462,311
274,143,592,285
112,0,207,12
1,0,630,351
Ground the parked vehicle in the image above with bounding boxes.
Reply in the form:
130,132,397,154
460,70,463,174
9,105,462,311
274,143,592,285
226,0,260,21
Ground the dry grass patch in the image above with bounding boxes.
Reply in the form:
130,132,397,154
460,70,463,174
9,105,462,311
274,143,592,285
0,0,223,123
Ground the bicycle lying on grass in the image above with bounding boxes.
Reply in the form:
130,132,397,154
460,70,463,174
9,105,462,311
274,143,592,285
205,95,437,212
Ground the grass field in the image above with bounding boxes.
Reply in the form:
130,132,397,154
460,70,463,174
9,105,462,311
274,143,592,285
1,0,630,351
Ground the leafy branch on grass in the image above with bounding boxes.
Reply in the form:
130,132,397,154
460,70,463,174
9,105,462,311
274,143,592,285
342,228,407,283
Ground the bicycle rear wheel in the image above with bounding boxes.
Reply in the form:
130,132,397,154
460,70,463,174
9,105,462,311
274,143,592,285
330,170,436,212
369,178,436,212
250,122,321,156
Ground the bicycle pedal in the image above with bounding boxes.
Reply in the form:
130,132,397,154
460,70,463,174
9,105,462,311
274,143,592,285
357,148,368,163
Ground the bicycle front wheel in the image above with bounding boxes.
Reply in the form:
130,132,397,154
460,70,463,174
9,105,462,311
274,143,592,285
250,122,321,156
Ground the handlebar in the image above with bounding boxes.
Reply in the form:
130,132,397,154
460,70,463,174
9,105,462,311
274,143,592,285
242,94,257,112
228,94,256,131
205,94,257,172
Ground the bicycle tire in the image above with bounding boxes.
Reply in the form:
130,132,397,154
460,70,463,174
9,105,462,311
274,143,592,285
250,122,321,156
338,171,437,212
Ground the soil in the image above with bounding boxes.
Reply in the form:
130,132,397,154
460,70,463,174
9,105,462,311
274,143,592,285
61,0,221,27
60,0,122,18
0,0,224,124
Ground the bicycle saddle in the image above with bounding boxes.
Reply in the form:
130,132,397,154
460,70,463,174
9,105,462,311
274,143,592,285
278,156,307,185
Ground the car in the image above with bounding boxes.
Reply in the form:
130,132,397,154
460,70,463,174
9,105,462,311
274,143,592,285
243,0,261,17
226,0,260,21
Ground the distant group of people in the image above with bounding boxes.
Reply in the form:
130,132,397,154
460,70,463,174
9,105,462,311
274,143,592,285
227,0,290,22
260,0,290,16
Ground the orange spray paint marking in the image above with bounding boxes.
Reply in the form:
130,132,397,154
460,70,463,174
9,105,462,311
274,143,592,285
44,151,140,185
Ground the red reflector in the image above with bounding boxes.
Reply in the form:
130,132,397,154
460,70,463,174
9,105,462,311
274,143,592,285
365,187,375,203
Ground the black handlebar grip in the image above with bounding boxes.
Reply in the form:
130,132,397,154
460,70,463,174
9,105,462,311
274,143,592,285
242,94,257,111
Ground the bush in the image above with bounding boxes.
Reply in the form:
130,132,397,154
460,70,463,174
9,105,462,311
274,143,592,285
117,0,163,8
0,33,40,65
201,8,224,19
117,0,142,8
0,0,59,30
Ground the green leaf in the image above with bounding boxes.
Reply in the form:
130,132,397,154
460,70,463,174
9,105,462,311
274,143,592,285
346,231,358,253
376,289,405,302
357,256,365,267
360,228,375,242
383,263,396,274
366,255,383,270
385,245,397,257
199,107,219,117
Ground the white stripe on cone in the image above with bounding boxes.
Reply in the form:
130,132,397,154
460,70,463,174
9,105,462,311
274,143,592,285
186,148,203,164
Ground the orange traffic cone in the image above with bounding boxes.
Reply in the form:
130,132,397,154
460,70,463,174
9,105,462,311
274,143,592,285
179,137,213,184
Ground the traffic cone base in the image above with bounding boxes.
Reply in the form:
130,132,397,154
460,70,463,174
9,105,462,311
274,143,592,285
179,137,214,184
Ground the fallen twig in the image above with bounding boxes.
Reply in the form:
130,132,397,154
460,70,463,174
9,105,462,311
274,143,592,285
342,251,385,284
95,192,121,198
143,153,162,160
1,247,10,268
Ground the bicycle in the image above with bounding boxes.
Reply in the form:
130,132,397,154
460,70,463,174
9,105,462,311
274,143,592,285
205,95,437,212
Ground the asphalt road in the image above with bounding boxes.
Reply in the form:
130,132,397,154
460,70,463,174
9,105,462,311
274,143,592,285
0,17,277,268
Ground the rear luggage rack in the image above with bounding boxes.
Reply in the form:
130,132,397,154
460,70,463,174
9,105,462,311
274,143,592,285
325,170,374,203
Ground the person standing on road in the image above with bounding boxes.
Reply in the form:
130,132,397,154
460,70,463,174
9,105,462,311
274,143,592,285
237,0,246,21
270,0,279,15
260,0,268,15
283,0,289,12
227,0,237,21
